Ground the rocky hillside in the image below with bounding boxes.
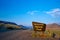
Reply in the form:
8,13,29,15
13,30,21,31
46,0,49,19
0,21,31,32
46,23,60,30
0,21,17,25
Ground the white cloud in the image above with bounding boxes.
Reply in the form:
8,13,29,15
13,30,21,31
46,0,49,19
27,8,60,18
27,11,39,15
45,8,60,17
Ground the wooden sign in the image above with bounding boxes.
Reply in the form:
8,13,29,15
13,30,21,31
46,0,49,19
32,22,46,32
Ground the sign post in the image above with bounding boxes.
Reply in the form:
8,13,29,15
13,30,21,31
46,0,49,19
32,22,46,38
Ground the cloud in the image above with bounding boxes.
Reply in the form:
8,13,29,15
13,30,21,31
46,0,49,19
27,8,60,18
45,8,60,17
27,11,39,15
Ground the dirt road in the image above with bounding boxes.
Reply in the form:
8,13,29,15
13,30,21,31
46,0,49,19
0,30,59,40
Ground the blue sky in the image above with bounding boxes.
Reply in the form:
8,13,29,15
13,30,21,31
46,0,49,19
0,0,60,26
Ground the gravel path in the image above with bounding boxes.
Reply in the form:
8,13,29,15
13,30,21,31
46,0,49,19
0,30,59,40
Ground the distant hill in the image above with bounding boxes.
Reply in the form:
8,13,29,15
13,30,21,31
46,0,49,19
18,25,33,30
0,21,32,32
0,21,22,32
0,21,17,25
46,23,60,30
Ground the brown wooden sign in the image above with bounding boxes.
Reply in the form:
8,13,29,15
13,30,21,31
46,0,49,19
32,22,46,32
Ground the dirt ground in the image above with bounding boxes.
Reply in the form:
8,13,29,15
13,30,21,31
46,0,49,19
0,30,60,40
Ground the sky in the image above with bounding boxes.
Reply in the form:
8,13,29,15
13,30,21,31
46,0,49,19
0,0,60,26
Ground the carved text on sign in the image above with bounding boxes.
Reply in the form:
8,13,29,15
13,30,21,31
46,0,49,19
32,22,46,32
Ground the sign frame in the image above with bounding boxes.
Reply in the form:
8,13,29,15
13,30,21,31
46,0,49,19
32,22,46,32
